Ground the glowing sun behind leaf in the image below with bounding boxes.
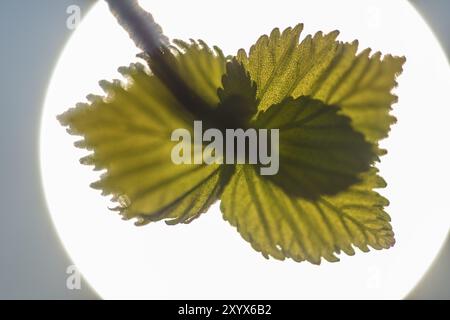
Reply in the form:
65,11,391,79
40,0,450,299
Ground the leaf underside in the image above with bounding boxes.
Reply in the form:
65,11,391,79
59,24,405,264
221,165,393,263
219,24,404,263
237,24,405,143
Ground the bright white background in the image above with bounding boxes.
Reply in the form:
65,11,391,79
39,0,450,299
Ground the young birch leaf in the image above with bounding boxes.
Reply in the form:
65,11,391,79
165,39,227,106
220,165,393,264
137,39,228,124
58,43,231,225
237,24,405,143
253,96,376,198
216,59,259,128
219,25,404,262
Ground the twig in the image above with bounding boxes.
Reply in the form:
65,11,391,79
104,0,169,54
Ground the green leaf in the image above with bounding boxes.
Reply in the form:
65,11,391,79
220,24,403,262
165,39,227,107
216,58,259,128
254,96,376,198
237,24,405,143
59,16,404,265
58,48,231,225
139,39,227,123
105,0,170,54
220,165,393,264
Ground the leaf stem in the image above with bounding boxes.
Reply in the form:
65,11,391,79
104,0,168,54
